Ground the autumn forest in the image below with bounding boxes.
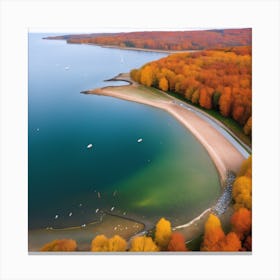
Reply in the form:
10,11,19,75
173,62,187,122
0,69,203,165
55,29,251,51
130,46,252,136
39,28,252,253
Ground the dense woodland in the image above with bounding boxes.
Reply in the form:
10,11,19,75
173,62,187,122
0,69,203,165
62,29,251,51
130,46,252,135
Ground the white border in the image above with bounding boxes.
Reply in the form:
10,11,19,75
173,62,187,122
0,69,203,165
1,0,279,279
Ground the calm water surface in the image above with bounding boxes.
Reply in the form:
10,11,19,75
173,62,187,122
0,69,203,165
28,33,220,229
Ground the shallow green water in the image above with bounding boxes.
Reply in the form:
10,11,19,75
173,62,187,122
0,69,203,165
28,33,220,230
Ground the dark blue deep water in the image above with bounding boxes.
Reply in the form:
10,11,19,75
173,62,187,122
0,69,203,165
28,33,220,230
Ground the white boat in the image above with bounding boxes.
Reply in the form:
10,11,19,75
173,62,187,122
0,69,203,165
87,144,93,149
69,212,72,217
137,138,143,143
64,66,70,70
55,215,59,219
95,208,99,213
110,206,115,211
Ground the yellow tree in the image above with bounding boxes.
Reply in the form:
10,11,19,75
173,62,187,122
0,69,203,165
191,89,200,104
219,87,232,117
159,77,169,91
108,235,127,252
238,155,252,178
243,116,252,136
232,176,252,210
201,214,225,251
129,236,159,252
40,239,77,252
91,235,109,252
155,217,172,250
130,69,140,83
140,66,154,87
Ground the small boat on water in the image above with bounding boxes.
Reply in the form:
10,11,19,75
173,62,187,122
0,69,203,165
54,215,59,219
137,138,143,143
69,212,72,217
87,144,93,149
110,206,115,211
95,208,99,213
64,66,70,70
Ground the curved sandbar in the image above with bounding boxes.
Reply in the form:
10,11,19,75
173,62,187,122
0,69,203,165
83,73,248,184
28,213,145,252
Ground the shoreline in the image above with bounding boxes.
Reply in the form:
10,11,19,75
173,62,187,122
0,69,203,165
80,74,246,247
29,73,247,251
67,42,200,54
83,73,247,183
28,212,146,252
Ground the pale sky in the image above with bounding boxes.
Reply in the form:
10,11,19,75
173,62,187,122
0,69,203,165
29,27,223,34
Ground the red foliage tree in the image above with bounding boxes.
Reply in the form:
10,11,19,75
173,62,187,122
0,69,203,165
230,207,252,240
130,47,251,132
167,232,187,251
219,232,242,252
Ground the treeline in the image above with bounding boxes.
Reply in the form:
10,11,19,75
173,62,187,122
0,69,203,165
130,46,252,135
43,33,116,40
64,29,251,51
40,217,189,252
201,156,252,251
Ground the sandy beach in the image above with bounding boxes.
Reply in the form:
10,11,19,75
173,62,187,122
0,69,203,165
85,73,247,183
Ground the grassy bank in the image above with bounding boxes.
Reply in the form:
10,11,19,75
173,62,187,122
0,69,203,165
158,90,252,148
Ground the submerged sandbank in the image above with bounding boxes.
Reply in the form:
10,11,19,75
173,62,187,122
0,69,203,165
29,213,145,252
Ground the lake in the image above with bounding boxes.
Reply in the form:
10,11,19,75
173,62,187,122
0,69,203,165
28,33,220,230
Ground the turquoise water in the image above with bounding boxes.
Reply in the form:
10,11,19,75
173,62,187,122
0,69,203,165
28,33,220,230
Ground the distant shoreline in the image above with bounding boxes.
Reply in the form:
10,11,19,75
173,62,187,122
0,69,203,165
43,37,199,54
81,43,199,54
